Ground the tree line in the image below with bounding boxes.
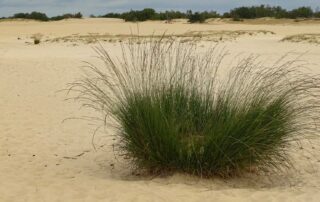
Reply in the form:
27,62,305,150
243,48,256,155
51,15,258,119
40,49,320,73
98,5,320,23
226,5,320,20
98,9,219,23
1,5,320,23
0,11,82,21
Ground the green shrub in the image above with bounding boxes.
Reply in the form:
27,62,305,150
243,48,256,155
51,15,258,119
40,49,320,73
101,9,212,22
232,17,243,21
121,8,157,22
13,11,49,21
187,11,206,23
229,7,256,19
157,11,188,21
50,12,83,21
289,7,313,18
225,5,316,19
101,13,122,18
70,38,320,177
314,11,320,18
10,11,82,21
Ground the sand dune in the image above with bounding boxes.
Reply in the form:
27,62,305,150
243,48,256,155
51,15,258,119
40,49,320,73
1,18,320,202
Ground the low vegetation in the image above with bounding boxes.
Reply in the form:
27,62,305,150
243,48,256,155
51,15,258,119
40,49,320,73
50,12,83,21
47,30,274,44
4,11,82,21
69,37,320,177
100,9,189,21
31,33,43,45
281,34,320,45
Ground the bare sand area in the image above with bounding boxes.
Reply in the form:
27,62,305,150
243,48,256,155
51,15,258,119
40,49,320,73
1,18,320,201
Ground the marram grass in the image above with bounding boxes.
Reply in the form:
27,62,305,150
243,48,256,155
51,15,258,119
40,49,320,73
69,37,320,177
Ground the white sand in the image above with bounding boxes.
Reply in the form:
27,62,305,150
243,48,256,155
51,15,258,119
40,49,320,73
1,18,320,202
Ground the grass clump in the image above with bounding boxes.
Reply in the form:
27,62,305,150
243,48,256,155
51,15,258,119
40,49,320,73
69,38,320,177
34,39,40,45
31,34,42,45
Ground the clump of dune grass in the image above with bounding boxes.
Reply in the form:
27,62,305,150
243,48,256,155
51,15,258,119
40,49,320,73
69,37,320,177
31,33,43,45
34,39,40,44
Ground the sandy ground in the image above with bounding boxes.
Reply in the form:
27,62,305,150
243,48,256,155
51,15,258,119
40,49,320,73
1,18,320,202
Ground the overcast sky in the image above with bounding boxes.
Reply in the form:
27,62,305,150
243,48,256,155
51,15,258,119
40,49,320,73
0,0,319,17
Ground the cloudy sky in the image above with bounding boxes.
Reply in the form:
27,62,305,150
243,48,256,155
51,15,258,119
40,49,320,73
0,0,319,17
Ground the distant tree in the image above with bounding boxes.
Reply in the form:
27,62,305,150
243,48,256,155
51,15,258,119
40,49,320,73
200,11,220,19
289,7,313,18
140,8,156,20
230,7,256,19
28,12,49,21
50,15,65,21
50,12,83,21
186,10,192,17
272,6,288,18
122,10,138,21
222,12,231,18
101,13,122,18
225,5,291,20
13,12,49,21
157,10,187,20
188,11,206,23
13,13,29,19
120,8,157,21
314,7,320,18
74,12,82,18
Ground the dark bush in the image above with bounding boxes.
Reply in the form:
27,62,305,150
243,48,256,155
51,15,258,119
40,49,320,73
50,12,83,21
121,8,157,21
34,39,40,44
13,11,49,21
227,5,316,19
228,5,288,19
187,11,206,23
101,13,122,18
289,7,313,18
13,13,29,19
230,7,256,19
314,12,320,18
10,11,82,21
50,16,65,21
273,6,288,18
200,11,220,19
101,9,216,22
222,12,231,18
157,11,187,21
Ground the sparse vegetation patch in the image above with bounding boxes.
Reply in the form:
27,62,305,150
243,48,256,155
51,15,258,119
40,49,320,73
47,30,274,44
281,34,320,45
